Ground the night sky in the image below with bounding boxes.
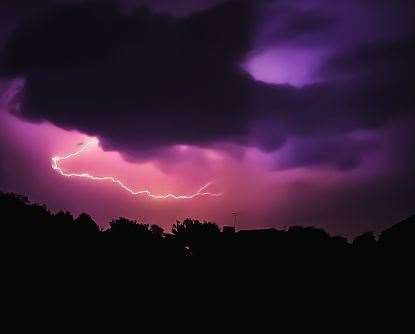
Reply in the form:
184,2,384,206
0,0,414,236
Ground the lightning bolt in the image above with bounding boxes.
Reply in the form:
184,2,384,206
51,138,223,199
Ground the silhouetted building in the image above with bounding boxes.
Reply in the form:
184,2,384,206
222,226,235,234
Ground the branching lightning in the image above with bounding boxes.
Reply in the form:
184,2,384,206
51,138,222,199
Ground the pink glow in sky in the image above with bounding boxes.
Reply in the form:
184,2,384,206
1,106,412,237
0,0,414,238
51,137,222,199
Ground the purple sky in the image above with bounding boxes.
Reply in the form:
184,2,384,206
0,0,414,236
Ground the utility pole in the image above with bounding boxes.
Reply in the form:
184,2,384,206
232,212,238,231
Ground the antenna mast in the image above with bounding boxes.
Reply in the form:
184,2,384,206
232,212,238,231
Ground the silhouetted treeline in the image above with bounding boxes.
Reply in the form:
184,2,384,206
1,191,414,272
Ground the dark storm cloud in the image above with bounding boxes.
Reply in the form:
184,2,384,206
118,0,226,16
0,0,414,167
322,37,415,124
0,0,258,154
253,1,336,47
325,37,415,92
0,0,50,49
274,134,377,170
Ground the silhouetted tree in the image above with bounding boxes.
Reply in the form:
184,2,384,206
150,224,164,239
353,232,377,252
107,217,151,237
75,213,100,234
1,190,414,270
52,211,74,227
172,219,221,257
